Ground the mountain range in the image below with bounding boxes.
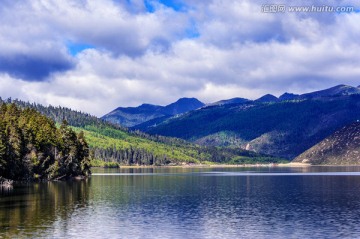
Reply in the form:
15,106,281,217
0,98,279,166
102,84,360,160
102,97,205,127
2,84,359,165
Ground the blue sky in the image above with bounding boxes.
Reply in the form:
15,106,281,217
67,42,95,56
144,0,186,12
0,0,359,116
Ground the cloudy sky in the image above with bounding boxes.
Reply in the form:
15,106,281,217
0,0,359,116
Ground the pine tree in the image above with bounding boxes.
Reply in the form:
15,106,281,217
0,117,7,176
0,104,91,180
77,131,91,176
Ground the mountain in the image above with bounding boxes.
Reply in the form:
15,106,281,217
298,84,360,100
279,93,299,101
103,85,360,129
0,97,280,166
131,115,172,132
145,85,360,159
102,97,204,127
293,122,360,165
101,103,164,127
162,98,205,115
209,97,249,106
278,85,360,101
255,94,278,103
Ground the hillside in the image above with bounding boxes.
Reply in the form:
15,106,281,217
298,84,360,100
145,85,360,159
208,97,249,106
293,122,360,165
0,98,282,166
102,97,204,127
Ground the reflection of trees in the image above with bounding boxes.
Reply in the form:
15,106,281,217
2,169,360,238
0,185,13,196
90,170,360,238
0,180,90,237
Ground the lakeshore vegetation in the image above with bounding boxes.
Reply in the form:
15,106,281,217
0,103,90,181
0,99,285,180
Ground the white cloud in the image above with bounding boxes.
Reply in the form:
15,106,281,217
36,0,189,56
0,0,360,116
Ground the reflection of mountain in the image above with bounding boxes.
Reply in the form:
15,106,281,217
2,169,360,238
293,122,360,165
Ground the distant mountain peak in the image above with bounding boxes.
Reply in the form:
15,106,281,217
255,94,278,103
176,97,200,102
163,98,205,115
102,97,204,127
334,84,346,87
299,84,360,99
138,103,159,108
209,97,249,106
279,92,299,101
140,103,155,107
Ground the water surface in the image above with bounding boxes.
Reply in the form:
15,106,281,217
2,166,360,238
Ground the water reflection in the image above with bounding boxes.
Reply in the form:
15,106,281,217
1,167,360,238
0,180,90,238
0,185,13,196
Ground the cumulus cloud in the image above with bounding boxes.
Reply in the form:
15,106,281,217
0,53,73,81
0,1,74,80
44,0,190,55
0,0,188,80
0,0,359,116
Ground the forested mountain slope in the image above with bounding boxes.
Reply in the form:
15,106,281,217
145,86,360,159
0,98,282,166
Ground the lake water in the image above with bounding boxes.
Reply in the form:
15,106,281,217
2,166,360,238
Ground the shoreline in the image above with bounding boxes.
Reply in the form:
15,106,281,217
97,162,360,168
96,162,314,169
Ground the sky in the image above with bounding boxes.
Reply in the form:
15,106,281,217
0,0,360,116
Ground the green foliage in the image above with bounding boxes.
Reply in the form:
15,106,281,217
228,156,288,165
72,126,202,165
0,97,128,131
147,95,360,159
90,159,120,168
0,97,285,166
0,103,91,181
71,125,284,166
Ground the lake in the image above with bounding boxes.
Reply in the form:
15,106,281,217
2,166,360,238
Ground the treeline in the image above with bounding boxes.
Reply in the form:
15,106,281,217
0,103,90,180
0,98,285,165
0,97,122,129
89,146,283,166
91,147,172,166
0,97,191,147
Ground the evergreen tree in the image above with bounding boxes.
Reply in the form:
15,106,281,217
0,104,91,181
0,117,7,176
77,131,91,176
